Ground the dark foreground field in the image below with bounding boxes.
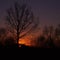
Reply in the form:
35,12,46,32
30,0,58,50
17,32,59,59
0,44,60,48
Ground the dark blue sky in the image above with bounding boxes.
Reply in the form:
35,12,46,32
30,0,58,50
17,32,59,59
0,0,60,28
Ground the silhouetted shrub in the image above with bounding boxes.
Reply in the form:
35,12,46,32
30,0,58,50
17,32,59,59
45,36,55,48
35,36,46,47
4,37,16,48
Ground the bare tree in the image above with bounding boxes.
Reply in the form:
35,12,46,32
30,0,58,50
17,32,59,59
0,28,7,40
48,26,54,38
5,2,38,47
56,24,60,35
43,26,54,38
55,24,60,39
43,26,49,37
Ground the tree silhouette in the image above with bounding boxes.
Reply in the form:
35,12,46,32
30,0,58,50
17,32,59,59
43,26,54,38
0,28,7,40
5,2,38,47
43,26,49,37
4,37,16,48
54,24,60,47
36,36,45,48
43,26,55,48
48,26,54,39
55,24,60,38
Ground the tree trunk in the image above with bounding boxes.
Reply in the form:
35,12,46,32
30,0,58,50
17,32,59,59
16,22,20,47
17,32,19,47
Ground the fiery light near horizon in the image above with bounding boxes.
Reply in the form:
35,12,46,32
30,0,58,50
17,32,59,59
19,38,32,46
18,30,41,46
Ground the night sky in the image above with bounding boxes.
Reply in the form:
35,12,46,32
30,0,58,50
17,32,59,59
0,0,60,28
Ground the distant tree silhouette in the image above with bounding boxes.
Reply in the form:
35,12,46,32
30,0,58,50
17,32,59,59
43,26,55,48
34,35,46,48
45,36,55,48
43,26,49,37
5,2,38,47
49,26,54,37
54,24,60,47
0,28,7,40
55,24,60,38
4,37,16,48
43,26,54,38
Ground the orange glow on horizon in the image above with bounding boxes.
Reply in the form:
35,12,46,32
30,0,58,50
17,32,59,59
18,30,42,47
19,38,32,46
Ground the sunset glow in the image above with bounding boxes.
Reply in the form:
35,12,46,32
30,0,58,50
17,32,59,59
19,38,31,46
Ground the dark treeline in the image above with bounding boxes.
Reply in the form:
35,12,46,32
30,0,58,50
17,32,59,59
0,24,60,48
32,24,60,48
